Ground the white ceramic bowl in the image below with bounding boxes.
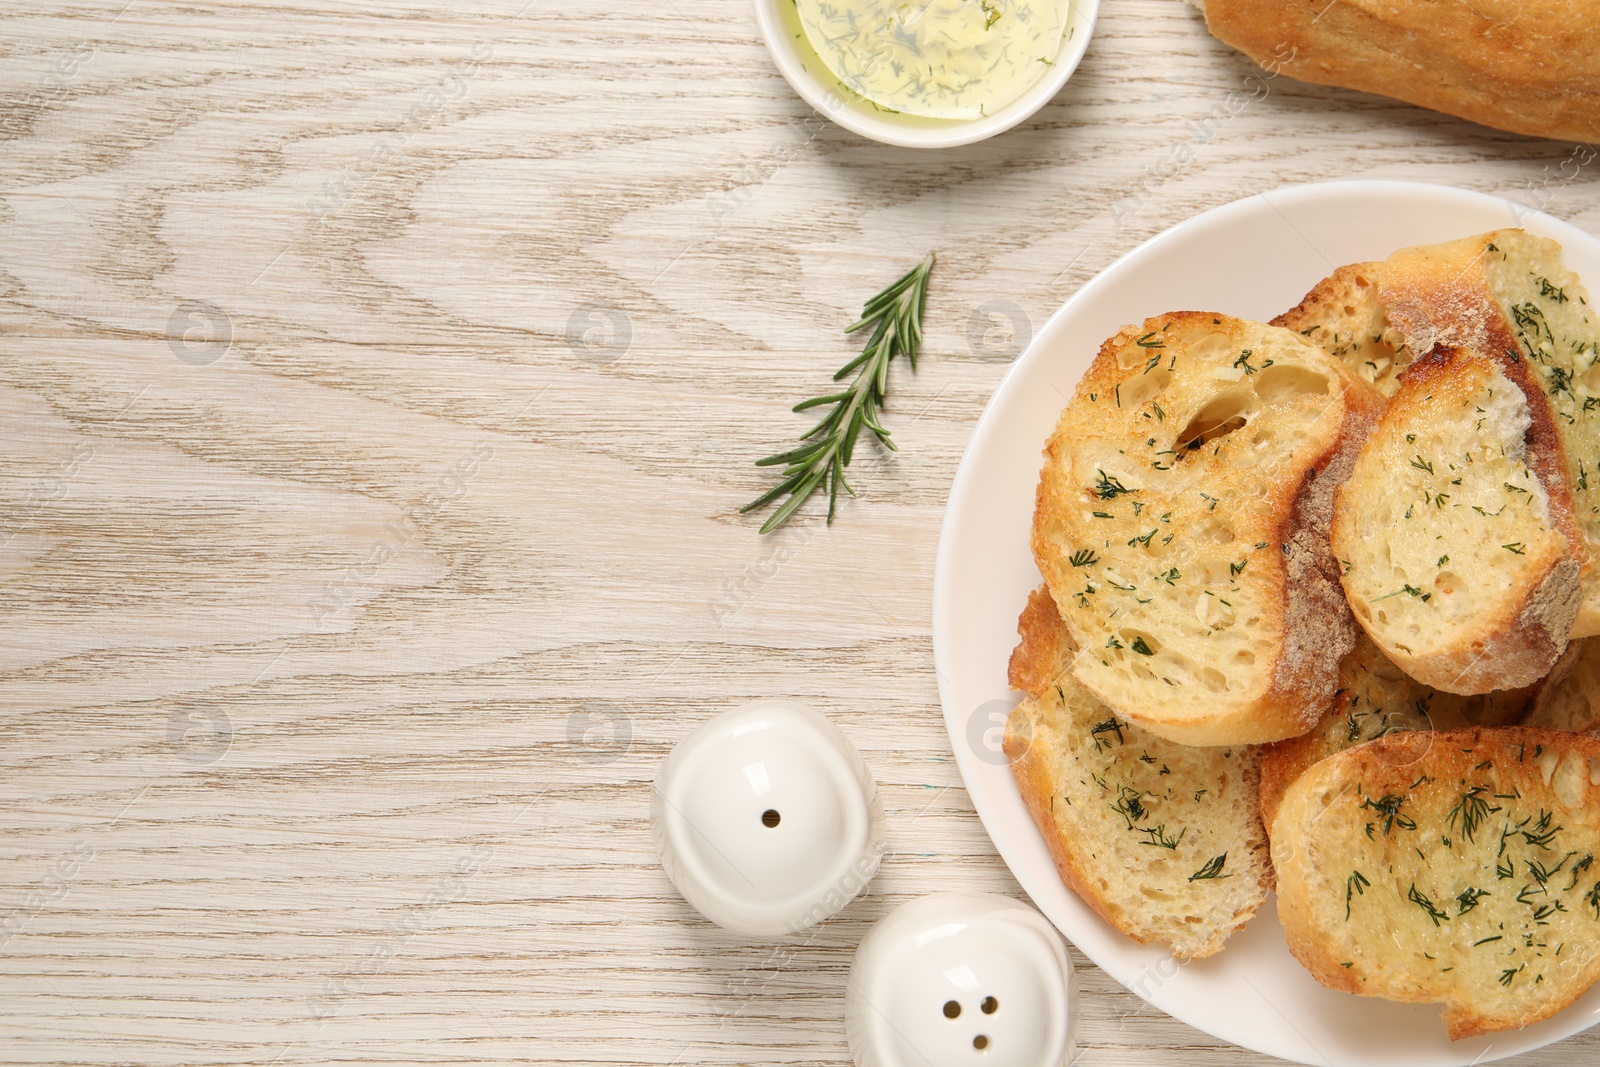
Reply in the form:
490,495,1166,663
752,0,1100,149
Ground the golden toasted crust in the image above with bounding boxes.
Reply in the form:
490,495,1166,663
1201,0,1600,144
1008,585,1076,696
1273,727,1600,1039
1031,311,1384,745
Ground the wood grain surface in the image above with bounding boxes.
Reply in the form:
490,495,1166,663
3,1,1599,1064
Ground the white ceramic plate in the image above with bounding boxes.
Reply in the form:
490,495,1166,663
932,180,1600,1066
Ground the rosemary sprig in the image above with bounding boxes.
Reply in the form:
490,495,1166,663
741,253,934,534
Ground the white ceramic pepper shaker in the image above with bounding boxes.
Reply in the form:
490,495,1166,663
651,699,886,939
846,893,1075,1067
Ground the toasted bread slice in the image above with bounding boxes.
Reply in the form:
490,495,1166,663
1004,587,1270,958
1259,632,1472,831
1007,584,1079,696
1381,229,1600,637
1332,345,1583,693
1526,637,1600,737
1273,262,1415,397
1031,312,1385,745
1272,727,1600,1039
1259,632,1545,830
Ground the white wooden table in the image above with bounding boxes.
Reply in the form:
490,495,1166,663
3,1,1598,1063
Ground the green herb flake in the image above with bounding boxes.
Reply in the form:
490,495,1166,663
1094,470,1135,500
1361,794,1417,836
1408,884,1450,927
1346,870,1370,919
1446,786,1498,844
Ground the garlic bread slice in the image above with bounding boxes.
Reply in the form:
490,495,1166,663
1032,312,1384,746
1382,228,1600,637
1004,586,1270,959
1272,727,1600,1040
1332,347,1582,693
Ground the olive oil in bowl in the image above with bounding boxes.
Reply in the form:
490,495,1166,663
794,0,1072,119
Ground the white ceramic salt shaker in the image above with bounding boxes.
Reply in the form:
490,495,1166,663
651,699,885,939
846,893,1075,1067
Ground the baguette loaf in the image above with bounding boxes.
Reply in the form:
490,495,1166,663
1197,0,1600,144
1005,586,1271,958
1331,346,1583,693
1272,727,1600,1039
1032,312,1384,745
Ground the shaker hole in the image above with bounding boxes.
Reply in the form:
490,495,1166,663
981,996,998,1014
973,1034,989,1050
761,809,781,828
942,999,961,1019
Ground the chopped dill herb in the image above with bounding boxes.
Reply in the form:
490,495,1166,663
1094,470,1135,500
1524,809,1560,849
1137,823,1185,849
1446,786,1497,844
1111,784,1146,828
1408,884,1450,926
1090,718,1126,750
1361,794,1416,836
1346,870,1370,919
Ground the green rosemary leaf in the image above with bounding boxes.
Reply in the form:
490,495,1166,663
754,438,831,468
743,253,935,534
793,391,851,412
